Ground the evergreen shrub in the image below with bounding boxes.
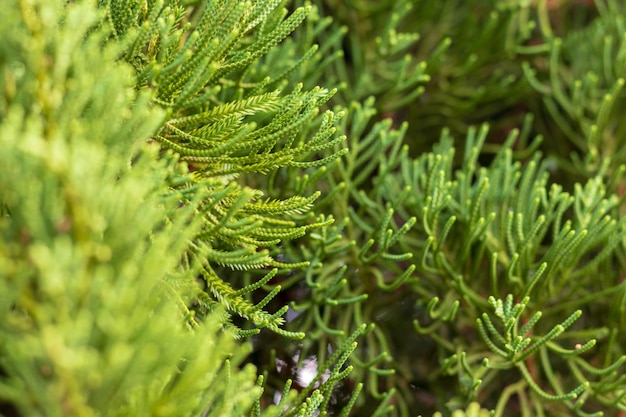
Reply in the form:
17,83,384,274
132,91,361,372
3,1,626,416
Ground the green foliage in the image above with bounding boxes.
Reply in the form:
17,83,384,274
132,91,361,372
245,1,626,416
431,402,493,417
522,0,626,178
0,0,351,416
0,1,261,416
96,0,351,339
4,0,626,417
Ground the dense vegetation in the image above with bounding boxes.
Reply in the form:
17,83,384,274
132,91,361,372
2,1,626,416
